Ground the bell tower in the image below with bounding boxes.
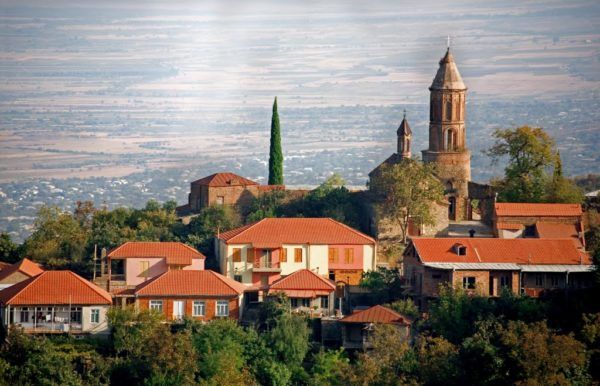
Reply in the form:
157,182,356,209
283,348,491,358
422,47,471,220
397,111,412,159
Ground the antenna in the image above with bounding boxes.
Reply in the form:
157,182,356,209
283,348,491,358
403,109,406,119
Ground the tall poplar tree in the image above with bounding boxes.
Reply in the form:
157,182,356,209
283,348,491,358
268,97,284,185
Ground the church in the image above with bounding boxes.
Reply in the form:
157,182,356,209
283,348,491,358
368,47,495,239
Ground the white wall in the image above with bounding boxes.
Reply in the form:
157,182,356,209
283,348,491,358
308,245,329,276
82,305,110,335
363,245,376,272
280,244,309,275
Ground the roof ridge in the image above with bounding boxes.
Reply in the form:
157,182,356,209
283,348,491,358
179,242,205,258
67,271,112,302
221,219,265,242
207,270,245,294
325,218,375,244
271,269,336,290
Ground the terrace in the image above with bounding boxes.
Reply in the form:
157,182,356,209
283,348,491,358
6,306,84,333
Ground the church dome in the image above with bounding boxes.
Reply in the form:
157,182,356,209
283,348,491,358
429,48,466,91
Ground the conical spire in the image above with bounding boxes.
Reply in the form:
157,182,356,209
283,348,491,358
397,111,412,136
430,48,466,91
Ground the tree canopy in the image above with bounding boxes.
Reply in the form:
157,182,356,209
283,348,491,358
487,126,583,203
369,159,444,243
268,97,284,185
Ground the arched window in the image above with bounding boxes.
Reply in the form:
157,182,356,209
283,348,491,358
445,129,456,151
404,138,410,153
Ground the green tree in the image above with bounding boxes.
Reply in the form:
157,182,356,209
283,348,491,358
24,205,89,267
385,299,419,319
309,349,349,386
108,307,197,385
245,190,287,223
268,97,284,185
266,313,310,382
417,336,459,385
369,159,444,243
545,151,584,203
360,267,404,304
487,126,581,203
0,233,19,263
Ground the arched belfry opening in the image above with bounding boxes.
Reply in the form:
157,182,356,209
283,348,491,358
445,129,456,151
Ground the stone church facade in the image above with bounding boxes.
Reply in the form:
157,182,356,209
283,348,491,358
368,48,495,242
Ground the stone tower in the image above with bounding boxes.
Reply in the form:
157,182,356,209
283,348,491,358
397,112,412,159
422,48,471,220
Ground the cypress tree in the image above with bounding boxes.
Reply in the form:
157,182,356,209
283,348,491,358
268,97,284,185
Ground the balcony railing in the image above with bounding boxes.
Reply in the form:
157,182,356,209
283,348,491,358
252,260,281,272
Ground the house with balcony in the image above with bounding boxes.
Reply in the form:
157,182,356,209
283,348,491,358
339,305,412,350
216,218,376,296
267,269,336,316
0,271,112,335
102,242,205,303
0,258,44,290
403,237,593,309
133,270,246,321
493,203,585,247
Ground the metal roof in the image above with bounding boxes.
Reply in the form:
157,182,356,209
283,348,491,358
519,265,593,273
423,262,521,270
423,262,592,273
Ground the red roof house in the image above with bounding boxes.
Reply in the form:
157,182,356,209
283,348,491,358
0,258,44,289
133,270,246,321
106,242,205,290
339,305,413,349
0,271,112,335
403,237,593,305
217,218,376,287
267,269,336,316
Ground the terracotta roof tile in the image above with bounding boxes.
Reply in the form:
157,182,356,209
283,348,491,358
108,242,204,265
268,269,335,298
219,218,375,245
340,305,411,325
495,203,582,217
411,238,590,265
0,258,44,282
191,172,258,187
134,270,245,297
535,222,583,247
0,262,11,271
0,271,112,305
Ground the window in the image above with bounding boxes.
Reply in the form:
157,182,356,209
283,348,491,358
216,301,229,317
232,248,242,263
70,307,82,323
320,296,329,309
216,196,224,205
432,273,442,279
344,248,354,264
463,276,476,290
550,275,559,287
140,261,149,277
234,274,243,282
193,301,206,317
281,248,287,263
445,101,452,121
91,309,100,324
294,248,303,263
328,248,339,263
535,274,544,287
20,307,29,323
149,300,163,313
301,298,311,307
500,276,510,288
455,245,467,256
292,298,310,308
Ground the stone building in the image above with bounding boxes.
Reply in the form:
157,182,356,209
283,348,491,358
176,172,284,219
368,48,495,242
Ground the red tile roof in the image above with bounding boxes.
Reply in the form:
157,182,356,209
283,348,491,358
535,222,583,247
268,269,335,298
108,242,205,266
0,258,44,282
340,305,411,325
0,271,112,305
219,218,375,246
191,172,258,187
134,270,245,297
495,203,582,217
411,238,591,265
0,262,11,271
